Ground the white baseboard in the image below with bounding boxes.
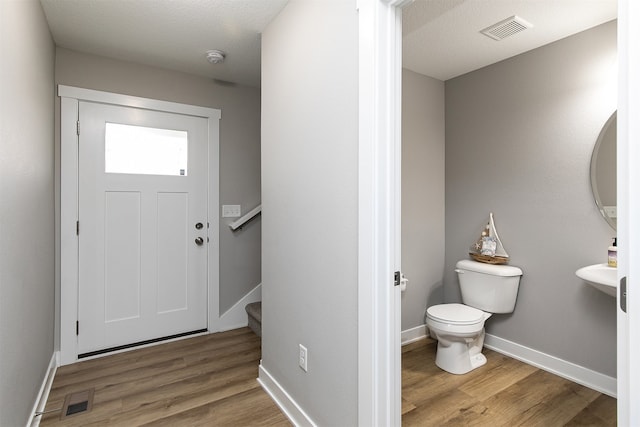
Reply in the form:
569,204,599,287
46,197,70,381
402,326,616,397
401,324,428,346
218,283,262,332
28,351,59,427
484,334,617,397
258,364,316,427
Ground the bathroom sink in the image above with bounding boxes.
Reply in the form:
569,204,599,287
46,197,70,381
575,264,617,297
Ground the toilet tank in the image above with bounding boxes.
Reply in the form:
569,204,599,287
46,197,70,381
455,259,523,314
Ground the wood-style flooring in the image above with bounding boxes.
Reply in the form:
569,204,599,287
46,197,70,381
39,328,290,426
39,328,616,426
402,338,617,426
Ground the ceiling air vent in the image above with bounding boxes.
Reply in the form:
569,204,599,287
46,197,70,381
481,15,532,41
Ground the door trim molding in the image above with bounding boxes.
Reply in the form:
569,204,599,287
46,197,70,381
59,85,221,365
357,0,404,424
617,0,640,422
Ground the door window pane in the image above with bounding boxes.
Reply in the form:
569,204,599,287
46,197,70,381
105,123,188,176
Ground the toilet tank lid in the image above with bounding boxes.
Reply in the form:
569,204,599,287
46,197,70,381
456,259,523,277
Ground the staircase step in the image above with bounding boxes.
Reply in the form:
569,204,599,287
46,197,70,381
245,302,262,337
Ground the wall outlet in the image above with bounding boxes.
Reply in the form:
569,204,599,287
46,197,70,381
222,204,241,218
299,344,308,372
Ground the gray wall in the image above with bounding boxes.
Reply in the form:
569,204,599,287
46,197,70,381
444,21,617,377
53,48,262,336
261,1,359,424
0,0,56,425
401,69,446,330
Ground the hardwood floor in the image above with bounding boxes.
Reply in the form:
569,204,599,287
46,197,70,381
402,338,617,426
40,329,616,426
39,328,291,426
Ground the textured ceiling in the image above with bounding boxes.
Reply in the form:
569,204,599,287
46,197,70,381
40,0,617,87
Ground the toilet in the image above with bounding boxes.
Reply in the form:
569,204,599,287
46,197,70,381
426,259,523,375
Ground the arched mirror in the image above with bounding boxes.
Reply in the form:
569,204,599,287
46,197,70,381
590,111,616,230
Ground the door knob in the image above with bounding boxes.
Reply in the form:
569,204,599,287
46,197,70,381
195,222,203,230
195,237,204,246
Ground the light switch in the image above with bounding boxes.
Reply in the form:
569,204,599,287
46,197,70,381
222,205,241,218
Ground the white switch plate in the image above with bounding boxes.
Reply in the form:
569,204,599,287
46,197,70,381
222,205,241,218
299,344,308,372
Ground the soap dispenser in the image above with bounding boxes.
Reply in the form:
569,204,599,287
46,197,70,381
608,238,617,268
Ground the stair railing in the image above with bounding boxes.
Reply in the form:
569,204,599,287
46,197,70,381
229,204,262,231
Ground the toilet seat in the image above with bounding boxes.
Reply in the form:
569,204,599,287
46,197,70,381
427,303,486,325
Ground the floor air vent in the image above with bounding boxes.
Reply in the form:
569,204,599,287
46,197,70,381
481,15,532,41
60,389,94,419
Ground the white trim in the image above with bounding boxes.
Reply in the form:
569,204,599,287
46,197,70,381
357,1,404,425
58,85,221,365
485,334,617,398
28,352,58,427
402,328,616,397
401,324,428,346
57,85,221,119
617,0,640,423
206,99,221,334
218,283,262,331
60,96,79,365
258,364,316,427
381,0,414,6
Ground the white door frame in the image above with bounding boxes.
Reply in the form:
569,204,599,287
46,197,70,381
360,1,639,425
358,0,410,425
617,0,640,423
59,85,221,365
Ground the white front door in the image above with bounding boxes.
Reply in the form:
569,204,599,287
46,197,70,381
77,101,208,355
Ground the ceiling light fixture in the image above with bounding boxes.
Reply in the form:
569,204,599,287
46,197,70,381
205,50,226,64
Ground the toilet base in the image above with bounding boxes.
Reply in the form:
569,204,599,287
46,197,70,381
433,328,487,375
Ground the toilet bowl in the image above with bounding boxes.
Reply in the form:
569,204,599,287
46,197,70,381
426,260,523,375
426,303,491,374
